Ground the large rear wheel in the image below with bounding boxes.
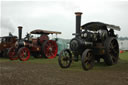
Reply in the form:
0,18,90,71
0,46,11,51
42,40,58,59
8,47,18,60
18,47,30,61
104,37,119,65
58,49,72,68
81,49,95,71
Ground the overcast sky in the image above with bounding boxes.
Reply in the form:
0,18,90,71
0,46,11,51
0,0,128,39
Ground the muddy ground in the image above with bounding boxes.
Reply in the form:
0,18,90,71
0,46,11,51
0,59,128,85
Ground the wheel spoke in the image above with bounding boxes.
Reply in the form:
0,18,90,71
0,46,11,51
58,49,72,68
104,39,119,65
43,40,57,59
18,47,30,61
8,47,18,60
82,50,94,70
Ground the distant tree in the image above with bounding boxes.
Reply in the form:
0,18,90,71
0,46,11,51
118,36,128,40
118,37,124,40
124,37,128,40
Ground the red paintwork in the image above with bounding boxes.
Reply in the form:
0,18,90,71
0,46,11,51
43,40,58,59
0,37,17,52
18,47,30,61
8,47,18,60
30,46,41,52
120,50,124,53
8,27,60,61
40,35,49,43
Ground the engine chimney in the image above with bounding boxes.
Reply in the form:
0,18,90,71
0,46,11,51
18,26,22,40
75,12,82,37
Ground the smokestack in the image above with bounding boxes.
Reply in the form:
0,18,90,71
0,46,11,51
18,26,22,40
75,12,82,37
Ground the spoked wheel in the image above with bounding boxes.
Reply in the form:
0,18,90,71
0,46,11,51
81,49,95,71
8,47,18,60
18,47,30,61
42,40,58,59
104,37,119,65
58,49,72,68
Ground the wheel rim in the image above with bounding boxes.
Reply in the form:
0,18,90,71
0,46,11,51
19,47,30,61
8,47,18,60
108,39,119,63
60,50,71,67
84,52,94,69
43,40,58,59
82,50,94,70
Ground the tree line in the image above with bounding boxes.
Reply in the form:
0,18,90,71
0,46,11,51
118,37,128,40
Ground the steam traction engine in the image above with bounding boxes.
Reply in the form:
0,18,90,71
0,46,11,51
0,35,17,57
58,12,120,70
8,26,61,61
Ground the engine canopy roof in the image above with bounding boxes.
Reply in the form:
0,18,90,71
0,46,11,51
82,22,121,31
30,29,61,35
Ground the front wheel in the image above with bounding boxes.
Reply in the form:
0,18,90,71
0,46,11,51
58,49,72,68
8,47,18,60
18,47,30,61
81,49,95,71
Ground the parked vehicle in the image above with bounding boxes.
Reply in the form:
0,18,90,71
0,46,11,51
58,12,120,70
8,26,61,61
0,34,17,57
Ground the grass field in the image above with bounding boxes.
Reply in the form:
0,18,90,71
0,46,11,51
0,52,128,85
0,52,128,71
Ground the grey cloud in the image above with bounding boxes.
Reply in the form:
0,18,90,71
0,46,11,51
1,0,128,38
1,17,16,35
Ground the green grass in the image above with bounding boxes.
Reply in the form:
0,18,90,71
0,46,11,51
119,52,128,61
0,52,128,71
65,52,128,71
0,56,58,64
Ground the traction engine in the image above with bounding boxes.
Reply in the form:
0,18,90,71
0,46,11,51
8,26,61,61
58,12,120,70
